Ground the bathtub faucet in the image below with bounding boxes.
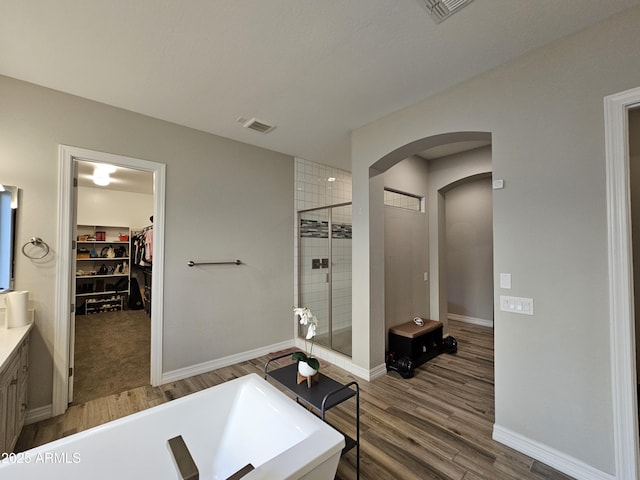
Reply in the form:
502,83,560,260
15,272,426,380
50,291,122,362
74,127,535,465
167,435,255,480
167,435,199,480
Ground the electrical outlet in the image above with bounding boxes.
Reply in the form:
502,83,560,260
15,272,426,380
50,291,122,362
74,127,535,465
499,273,511,289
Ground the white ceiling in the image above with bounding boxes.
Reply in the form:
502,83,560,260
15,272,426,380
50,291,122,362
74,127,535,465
1,0,638,170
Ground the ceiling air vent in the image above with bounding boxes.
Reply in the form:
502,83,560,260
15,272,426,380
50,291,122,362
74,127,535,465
416,0,474,24
240,117,276,134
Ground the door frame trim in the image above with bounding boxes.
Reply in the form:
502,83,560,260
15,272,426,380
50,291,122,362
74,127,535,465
53,145,166,416
604,86,640,479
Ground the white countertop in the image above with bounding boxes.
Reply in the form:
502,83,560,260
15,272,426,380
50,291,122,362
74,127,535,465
0,323,33,372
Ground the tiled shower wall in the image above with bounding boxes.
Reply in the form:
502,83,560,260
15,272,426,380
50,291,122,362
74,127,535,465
295,158,352,210
294,158,352,341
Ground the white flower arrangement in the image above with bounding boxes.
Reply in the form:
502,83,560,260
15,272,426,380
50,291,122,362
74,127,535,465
292,307,320,371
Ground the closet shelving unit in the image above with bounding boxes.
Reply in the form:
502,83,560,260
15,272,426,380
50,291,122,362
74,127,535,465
75,225,131,314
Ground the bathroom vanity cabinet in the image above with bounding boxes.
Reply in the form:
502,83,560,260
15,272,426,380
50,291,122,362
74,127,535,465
75,225,131,314
0,325,31,453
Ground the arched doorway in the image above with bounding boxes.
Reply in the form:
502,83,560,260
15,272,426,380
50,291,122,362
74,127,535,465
362,132,492,367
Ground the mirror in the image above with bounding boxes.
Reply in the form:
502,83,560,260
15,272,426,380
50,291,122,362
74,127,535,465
0,185,18,292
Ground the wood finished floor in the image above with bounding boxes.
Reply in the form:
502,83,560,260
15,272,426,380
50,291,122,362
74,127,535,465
16,320,573,479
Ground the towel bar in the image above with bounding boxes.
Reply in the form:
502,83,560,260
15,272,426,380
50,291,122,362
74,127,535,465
187,260,242,267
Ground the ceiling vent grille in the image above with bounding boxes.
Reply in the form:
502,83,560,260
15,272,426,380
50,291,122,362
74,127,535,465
416,0,474,24
241,117,276,134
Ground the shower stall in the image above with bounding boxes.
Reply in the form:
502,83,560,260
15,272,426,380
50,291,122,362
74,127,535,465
297,203,352,357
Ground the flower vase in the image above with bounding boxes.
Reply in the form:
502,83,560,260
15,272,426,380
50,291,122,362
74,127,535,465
298,360,318,377
297,361,319,388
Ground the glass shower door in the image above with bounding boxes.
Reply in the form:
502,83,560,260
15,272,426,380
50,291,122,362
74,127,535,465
299,209,330,350
330,204,352,356
298,203,353,356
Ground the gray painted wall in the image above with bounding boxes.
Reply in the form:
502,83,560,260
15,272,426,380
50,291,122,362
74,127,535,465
77,186,153,231
383,156,429,336
350,7,640,475
426,147,492,328
445,176,493,322
0,75,294,410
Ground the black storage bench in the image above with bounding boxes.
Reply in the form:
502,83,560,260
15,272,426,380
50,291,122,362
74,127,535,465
388,319,443,367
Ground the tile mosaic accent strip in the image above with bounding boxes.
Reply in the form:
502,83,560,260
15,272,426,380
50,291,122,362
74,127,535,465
332,222,352,239
300,219,328,238
300,219,352,239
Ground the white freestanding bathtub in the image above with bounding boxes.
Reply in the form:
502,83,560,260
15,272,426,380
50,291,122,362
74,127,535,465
0,373,345,479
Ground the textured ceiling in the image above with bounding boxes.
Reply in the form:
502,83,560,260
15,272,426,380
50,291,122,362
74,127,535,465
1,0,638,169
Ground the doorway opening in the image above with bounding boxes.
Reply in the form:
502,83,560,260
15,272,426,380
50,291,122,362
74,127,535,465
71,160,154,404
631,108,640,445
604,86,640,479
53,145,166,416
443,173,494,329
376,137,493,342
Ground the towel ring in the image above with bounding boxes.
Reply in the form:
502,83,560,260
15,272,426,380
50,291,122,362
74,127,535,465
21,237,50,259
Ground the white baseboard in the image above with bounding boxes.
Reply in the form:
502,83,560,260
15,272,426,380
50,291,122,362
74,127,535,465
26,404,53,425
332,359,385,381
448,313,493,328
161,339,294,384
294,337,385,381
163,337,384,384
369,363,388,380
493,424,614,480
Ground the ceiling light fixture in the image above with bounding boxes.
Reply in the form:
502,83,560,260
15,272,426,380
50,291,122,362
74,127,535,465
92,171,110,186
327,177,336,182
92,163,116,186
416,0,474,24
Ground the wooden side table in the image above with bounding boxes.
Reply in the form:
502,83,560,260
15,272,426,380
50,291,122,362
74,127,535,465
264,353,360,479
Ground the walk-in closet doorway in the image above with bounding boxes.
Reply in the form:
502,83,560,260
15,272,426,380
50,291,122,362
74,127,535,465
71,160,155,404
604,85,640,480
54,146,166,416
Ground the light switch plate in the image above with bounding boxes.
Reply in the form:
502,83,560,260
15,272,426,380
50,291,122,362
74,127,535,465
500,295,534,315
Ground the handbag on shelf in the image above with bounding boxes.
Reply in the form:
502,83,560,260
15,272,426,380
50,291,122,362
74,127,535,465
113,277,129,292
